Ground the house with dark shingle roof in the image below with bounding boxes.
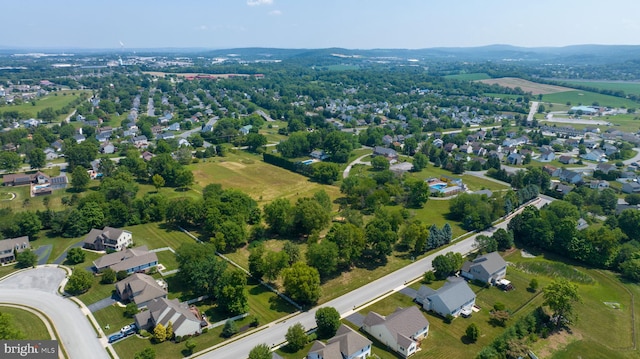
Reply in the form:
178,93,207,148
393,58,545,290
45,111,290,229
83,227,133,251
461,251,507,284
372,146,398,160
116,273,167,309
93,246,158,274
362,306,429,358
134,298,202,337
308,324,371,359
415,277,476,318
0,236,29,264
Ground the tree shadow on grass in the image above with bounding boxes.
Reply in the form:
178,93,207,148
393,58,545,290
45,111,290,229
460,335,476,345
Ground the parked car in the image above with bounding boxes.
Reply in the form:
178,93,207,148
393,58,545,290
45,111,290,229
120,324,136,333
108,332,125,343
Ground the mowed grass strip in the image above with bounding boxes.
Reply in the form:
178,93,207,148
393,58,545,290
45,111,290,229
542,90,640,108
0,306,51,340
187,152,341,205
125,223,195,250
0,90,90,120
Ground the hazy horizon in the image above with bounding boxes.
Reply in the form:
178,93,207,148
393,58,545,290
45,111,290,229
1,0,639,50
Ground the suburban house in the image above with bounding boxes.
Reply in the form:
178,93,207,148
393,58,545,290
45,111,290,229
240,124,253,135
596,163,617,175
589,180,610,190
372,146,398,161
362,306,429,358
0,236,29,264
506,153,523,165
558,156,577,165
310,150,329,160
415,277,476,318
83,227,133,251
539,151,555,162
622,182,640,194
461,251,508,285
307,324,372,359
115,273,167,309
100,142,115,154
582,149,606,162
134,298,203,337
133,135,148,148
558,169,583,184
93,246,158,274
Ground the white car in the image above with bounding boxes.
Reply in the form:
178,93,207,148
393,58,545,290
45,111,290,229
120,324,135,333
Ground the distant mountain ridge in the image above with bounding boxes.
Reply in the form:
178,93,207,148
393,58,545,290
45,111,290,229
1,44,639,64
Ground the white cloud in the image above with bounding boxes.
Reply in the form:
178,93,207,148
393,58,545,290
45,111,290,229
268,10,282,16
247,0,273,6
198,25,208,31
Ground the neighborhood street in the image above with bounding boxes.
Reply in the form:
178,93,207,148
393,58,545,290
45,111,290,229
195,197,551,359
0,266,110,359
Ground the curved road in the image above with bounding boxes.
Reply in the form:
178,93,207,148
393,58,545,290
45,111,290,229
197,197,551,359
0,267,110,359
343,153,371,179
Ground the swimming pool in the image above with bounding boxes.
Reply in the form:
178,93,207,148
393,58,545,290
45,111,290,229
429,183,447,191
301,159,314,165
34,184,50,190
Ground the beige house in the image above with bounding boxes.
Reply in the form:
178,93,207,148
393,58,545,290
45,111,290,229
115,273,167,308
135,298,203,337
0,236,30,264
93,246,158,274
362,306,429,358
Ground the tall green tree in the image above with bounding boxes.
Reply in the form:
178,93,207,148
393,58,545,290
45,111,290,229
175,243,227,296
543,279,581,328
248,344,272,359
0,151,22,172
16,249,38,268
282,262,321,306
285,323,307,351
315,307,341,339
65,268,93,294
215,270,249,315
27,148,46,169
71,166,90,192
306,240,339,279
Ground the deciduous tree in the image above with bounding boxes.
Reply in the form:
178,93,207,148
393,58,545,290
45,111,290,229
282,262,321,305
285,323,307,351
65,268,93,294
315,307,340,339
543,279,581,328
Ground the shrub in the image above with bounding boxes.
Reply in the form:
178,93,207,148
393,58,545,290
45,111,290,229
466,323,480,343
139,329,151,338
444,314,454,324
201,327,208,334
493,302,506,311
222,320,238,338
101,268,116,284
528,278,539,292
250,316,260,327
116,270,128,281
423,271,436,284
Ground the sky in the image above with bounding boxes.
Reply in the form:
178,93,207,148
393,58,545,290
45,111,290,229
2,0,640,50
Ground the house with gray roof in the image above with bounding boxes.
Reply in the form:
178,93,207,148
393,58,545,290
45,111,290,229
83,226,133,252
134,297,202,337
622,181,640,194
93,246,158,274
461,251,507,285
372,146,398,160
0,236,29,264
308,324,371,359
116,273,167,309
415,277,476,318
362,306,429,358
559,169,583,184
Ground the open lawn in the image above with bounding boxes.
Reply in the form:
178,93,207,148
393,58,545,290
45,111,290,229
0,306,51,340
187,152,342,206
76,273,116,306
0,90,90,121
259,120,288,143
93,304,133,335
445,73,491,81
155,250,178,272
541,90,640,108
125,223,195,250
0,263,18,280
477,78,572,95
31,231,84,265
509,250,640,358
557,80,640,98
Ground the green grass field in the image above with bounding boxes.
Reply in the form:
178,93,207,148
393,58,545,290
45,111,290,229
155,250,178,272
0,306,51,340
558,80,640,97
125,223,195,250
93,304,133,335
187,152,342,205
445,73,491,81
482,93,524,100
541,90,640,108
0,90,90,121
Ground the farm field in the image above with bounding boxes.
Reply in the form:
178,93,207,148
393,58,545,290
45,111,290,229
187,151,342,206
0,306,52,340
0,90,90,120
477,77,572,95
445,73,491,81
541,90,640,108
556,80,640,97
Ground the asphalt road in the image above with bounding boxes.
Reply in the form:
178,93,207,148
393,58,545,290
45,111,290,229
197,197,551,359
0,267,110,359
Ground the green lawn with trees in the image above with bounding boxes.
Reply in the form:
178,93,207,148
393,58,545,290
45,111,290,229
0,306,51,340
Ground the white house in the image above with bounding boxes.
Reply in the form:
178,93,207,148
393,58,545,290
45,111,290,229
362,306,429,358
415,277,476,318
461,252,507,285
308,324,371,359
82,226,133,251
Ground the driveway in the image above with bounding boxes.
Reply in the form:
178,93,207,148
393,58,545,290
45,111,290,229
343,153,371,179
344,312,365,328
0,267,110,359
34,244,52,265
88,295,117,313
53,240,84,265
399,287,418,299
